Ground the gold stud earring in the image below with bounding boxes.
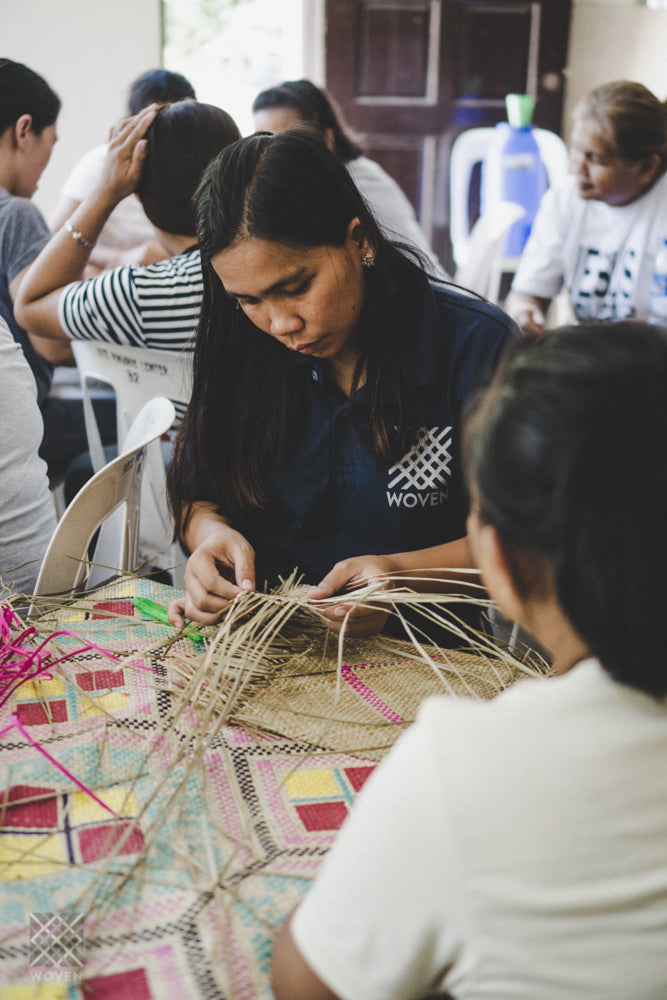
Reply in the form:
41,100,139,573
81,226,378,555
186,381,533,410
361,252,375,269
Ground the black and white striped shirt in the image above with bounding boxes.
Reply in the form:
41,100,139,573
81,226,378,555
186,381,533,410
58,248,202,349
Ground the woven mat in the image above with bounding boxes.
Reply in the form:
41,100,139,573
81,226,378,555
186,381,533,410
0,576,534,998
229,634,523,760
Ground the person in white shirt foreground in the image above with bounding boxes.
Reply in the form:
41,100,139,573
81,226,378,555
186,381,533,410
270,319,667,1000
506,80,667,333
0,316,55,596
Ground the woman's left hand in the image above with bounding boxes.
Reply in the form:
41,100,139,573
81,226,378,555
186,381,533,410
308,555,397,637
97,104,158,204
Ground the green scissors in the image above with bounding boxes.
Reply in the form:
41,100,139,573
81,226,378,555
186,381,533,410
132,596,204,645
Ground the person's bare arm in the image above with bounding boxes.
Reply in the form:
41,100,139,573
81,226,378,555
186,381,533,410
28,332,75,365
48,193,80,234
308,536,483,636
311,535,480,599
14,106,157,340
271,911,341,1000
50,192,168,273
9,262,75,361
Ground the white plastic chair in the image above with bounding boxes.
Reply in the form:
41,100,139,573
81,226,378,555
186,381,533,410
454,201,526,301
33,396,176,599
449,127,569,302
48,366,116,519
71,341,193,586
449,126,569,270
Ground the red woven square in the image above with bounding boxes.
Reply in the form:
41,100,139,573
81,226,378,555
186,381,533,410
78,822,145,864
92,600,136,620
82,968,152,999
295,801,348,831
76,669,125,691
0,785,58,829
344,765,376,793
17,700,68,725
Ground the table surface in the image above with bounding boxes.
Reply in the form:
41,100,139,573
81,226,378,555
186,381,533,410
0,575,525,999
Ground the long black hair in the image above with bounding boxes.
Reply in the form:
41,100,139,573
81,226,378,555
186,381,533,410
168,128,428,529
464,321,667,698
136,101,240,236
127,67,196,116
252,79,362,163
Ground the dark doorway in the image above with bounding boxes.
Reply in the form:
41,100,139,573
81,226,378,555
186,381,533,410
325,0,572,273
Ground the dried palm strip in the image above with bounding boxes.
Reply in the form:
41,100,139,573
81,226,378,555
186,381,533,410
0,572,548,962
161,571,549,749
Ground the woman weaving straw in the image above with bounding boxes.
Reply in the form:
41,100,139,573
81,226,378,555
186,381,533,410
270,320,667,999
167,128,517,638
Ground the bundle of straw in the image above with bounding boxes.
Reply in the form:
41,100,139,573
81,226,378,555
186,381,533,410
157,570,549,757
0,573,549,993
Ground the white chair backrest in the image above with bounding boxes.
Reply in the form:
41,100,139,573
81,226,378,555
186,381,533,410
454,201,526,300
71,341,193,585
450,126,569,268
71,341,192,470
33,397,176,599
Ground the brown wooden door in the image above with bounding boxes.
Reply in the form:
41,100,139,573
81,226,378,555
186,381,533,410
325,0,572,273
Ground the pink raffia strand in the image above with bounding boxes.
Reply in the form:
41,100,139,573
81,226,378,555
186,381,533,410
0,714,118,817
340,665,406,725
0,603,120,709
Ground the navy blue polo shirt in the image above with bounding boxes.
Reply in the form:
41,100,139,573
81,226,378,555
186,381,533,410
235,280,517,589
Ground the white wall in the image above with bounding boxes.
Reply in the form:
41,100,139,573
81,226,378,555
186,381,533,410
2,0,161,217
563,0,667,134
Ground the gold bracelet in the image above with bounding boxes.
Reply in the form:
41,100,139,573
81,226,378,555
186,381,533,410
65,219,95,251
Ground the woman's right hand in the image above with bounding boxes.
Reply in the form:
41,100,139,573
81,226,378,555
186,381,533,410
308,554,397,637
168,523,256,627
96,104,158,207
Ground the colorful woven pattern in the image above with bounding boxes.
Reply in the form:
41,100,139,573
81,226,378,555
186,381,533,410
0,579,386,997
0,577,532,997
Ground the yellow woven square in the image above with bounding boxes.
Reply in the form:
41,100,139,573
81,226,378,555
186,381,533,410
79,690,128,718
285,769,340,799
71,787,137,824
15,676,67,700
1,984,67,1000
0,834,66,881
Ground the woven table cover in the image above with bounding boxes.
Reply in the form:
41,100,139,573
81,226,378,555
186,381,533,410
0,576,529,998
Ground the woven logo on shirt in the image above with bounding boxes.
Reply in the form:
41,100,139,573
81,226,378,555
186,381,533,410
386,425,452,507
30,912,84,974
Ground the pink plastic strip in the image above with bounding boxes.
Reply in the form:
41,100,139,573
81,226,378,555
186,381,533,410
0,604,120,708
340,665,405,725
0,714,118,817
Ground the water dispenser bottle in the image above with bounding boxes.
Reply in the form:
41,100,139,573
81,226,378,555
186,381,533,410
480,94,548,257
